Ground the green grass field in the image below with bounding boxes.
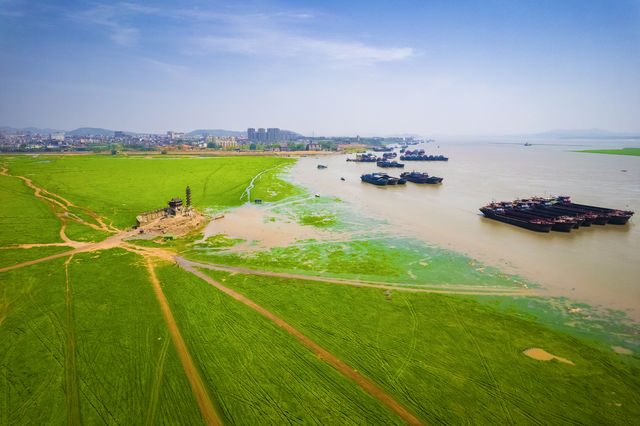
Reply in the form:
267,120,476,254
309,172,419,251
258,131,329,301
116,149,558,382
1,154,639,423
157,263,403,424
202,269,640,424
0,246,72,268
0,250,204,424
573,147,640,156
63,220,114,242
0,173,63,245
5,155,301,228
0,258,68,425
69,249,202,424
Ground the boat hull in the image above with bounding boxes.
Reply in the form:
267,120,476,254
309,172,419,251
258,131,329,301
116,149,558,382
480,209,553,232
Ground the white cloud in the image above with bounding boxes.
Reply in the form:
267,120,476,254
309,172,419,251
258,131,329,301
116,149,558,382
194,31,414,64
67,2,414,62
67,3,139,47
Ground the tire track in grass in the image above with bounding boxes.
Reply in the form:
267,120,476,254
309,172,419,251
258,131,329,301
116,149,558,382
183,259,535,296
446,300,516,425
145,331,170,426
144,258,222,426
64,254,82,425
394,294,418,382
179,260,424,426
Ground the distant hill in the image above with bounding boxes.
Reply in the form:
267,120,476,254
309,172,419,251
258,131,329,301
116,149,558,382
187,129,246,137
67,127,121,137
0,126,63,134
528,129,640,139
385,133,423,139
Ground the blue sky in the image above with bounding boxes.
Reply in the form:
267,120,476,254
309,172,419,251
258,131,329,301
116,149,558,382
1,0,639,135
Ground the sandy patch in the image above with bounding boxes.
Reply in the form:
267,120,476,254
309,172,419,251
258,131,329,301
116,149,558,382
200,205,338,250
523,348,574,365
612,346,633,355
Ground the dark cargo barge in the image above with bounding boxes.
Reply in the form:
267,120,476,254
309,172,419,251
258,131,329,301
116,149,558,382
347,153,378,162
480,205,554,232
480,196,633,232
400,171,443,184
377,160,405,168
361,173,406,186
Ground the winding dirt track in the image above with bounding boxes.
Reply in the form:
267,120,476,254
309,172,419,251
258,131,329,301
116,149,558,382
179,259,536,296
144,258,222,426
64,254,82,425
179,260,424,425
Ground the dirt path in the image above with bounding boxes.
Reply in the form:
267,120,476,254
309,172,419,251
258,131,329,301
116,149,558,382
179,259,536,296
64,254,82,425
0,230,140,273
0,243,76,249
179,260,424,425
144,258,222,426
1,165,115,234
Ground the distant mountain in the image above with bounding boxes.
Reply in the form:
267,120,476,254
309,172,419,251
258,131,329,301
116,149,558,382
527,129,640,139
0,126,63,134
67,127,120,137
187,129,246,137
384,133,423,139
1,126,122,136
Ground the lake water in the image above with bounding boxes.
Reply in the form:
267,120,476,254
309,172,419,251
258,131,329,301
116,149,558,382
290,139,640,319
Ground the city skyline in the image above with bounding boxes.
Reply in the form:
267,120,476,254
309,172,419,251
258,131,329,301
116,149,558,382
1,0,639,136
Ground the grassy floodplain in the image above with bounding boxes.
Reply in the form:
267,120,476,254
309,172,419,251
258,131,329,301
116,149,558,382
0,173,63,245
5,155,301,228
573,147,640,156
156,263,403,424
199,269,640,424
1,153,639,424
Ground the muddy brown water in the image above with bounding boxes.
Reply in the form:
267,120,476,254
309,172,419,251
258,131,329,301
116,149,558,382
290,140,640,320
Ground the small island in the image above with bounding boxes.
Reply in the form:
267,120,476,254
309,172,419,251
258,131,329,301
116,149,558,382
573,147,640,156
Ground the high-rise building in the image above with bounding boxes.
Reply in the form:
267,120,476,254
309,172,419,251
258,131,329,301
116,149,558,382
257,128,266,142
266,128,280,142
114,131,126,138
247,128,256,141
50,132,65,142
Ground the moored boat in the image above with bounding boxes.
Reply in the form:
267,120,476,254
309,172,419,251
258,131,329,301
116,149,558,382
480,205,553,232
554,196,634,224
361,173,406,186
377,160,405,168
400,171,443,184
347,153,378,162
480,196,633,233
400,153,448,161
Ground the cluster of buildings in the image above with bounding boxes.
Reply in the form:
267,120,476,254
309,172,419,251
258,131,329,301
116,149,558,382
247,128,297,143
0,129,163,151
0,126,420,153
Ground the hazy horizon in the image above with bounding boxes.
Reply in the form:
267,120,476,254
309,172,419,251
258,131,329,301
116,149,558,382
1,0,639,135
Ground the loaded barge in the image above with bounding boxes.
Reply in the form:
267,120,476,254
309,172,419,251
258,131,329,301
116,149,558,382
480,196,634,232
400,149,448,161
361,173,406,186
347,153,378,162
377,160,404,168
400,171,443,184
